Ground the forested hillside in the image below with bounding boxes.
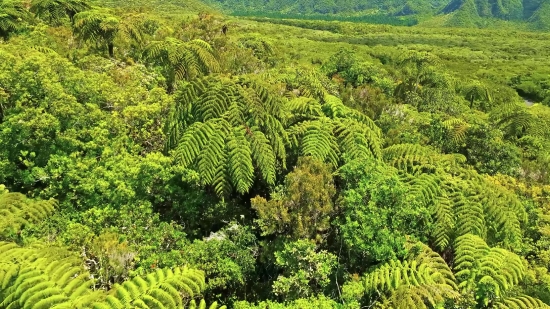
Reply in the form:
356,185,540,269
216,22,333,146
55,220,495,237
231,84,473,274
205,0,550,30
1,0,550,308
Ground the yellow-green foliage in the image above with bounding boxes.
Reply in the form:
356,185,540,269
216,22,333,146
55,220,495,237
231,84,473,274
0,241,100,308
167,76,287,195
72,9,146,57
383,144,526,251
0,185,57,237
30,0,90,24
454,234,524,298
143,37,220,91
0,241,223,309
251,156,335,240
362,243,459,308
92,267,207,309
357,237,549,308
287,94,382,166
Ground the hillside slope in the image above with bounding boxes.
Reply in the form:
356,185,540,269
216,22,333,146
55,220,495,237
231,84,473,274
203,0,550,29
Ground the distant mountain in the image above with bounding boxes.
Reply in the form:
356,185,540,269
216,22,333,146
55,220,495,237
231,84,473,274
204,0,550,30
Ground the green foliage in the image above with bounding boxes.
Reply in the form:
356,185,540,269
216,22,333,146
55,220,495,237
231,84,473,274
272,240,337,300
454,234,525,306
336,157,431,266
143,37,220,92
348,237,549,308
287,94,382,166
0,0,28,40
0,186,225,309
2,0,550,308
0,186,57,240
181,224,257,300
73,9,145,57
234,295,340,309
383,143,526,251
167,76,287,195
30,0,90,25
359,242,459,309
92,267,208,309
251,156,335,241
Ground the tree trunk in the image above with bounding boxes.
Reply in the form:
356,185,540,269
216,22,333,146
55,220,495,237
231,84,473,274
67,10,76,24
108,43,114,58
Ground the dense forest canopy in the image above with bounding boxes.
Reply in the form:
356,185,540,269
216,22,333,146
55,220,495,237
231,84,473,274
205,0,550,30
1,0,550,308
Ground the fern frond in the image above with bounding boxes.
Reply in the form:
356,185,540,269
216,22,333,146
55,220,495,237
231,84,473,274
93,267,206,308
442,118,469,144
383,144,439,173
168,77,287,196
363,242,458,309
494,295,550,309
0,190,57,237
454,234,524,297
0,242,95,309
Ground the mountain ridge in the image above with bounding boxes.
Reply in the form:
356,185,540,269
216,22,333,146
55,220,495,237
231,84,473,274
203,0,550,30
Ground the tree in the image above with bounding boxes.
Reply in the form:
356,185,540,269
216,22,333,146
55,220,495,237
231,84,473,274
463,79,492,110
0,0,28,40
143,37,220,93
336,157,431,267
286,94,382,166
251,156,336,241
351,242,459,309
30,0,90,25
272,240,337,300
394,51,454,109
73,10,144,57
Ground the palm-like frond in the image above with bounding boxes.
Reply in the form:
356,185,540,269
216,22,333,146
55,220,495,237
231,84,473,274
287,94,382,167
143,38,219,91
384,144,525,251
362,243,459,309
454,234,527,305
0,188,57,238
168,77,287,196
0,242,99,309
30,0,90,24
0,0,28,39
73,9,145,57
491,102,550,139
92,267,205,309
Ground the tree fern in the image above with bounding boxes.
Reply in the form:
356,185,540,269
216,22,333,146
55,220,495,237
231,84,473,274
167,77,287,196
463,80,492,109
30,0,90,25
453,234,543,307
0,186,57,239
0,241,222,309
73,10,145,57
383,144,525,251
287,94,382,167
454,234,524,295
362,242,459,309
0,242,99,309
491,102,550,139
143,38,220,92
92,267,206,309
493,296,550,309
356,237,548,309
442,118,469,144
0,0,28,40
188,299,227,309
